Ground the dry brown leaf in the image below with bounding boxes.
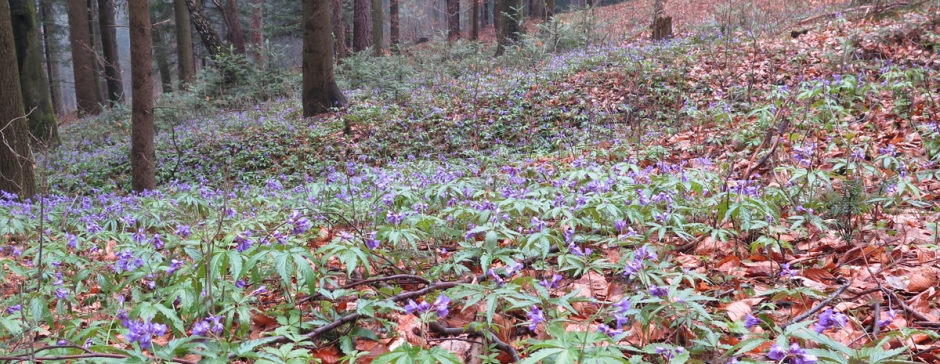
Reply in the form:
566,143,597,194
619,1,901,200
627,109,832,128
725,298,764,322
312,345,342,364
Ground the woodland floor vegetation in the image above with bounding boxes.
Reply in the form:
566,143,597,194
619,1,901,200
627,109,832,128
2,1,940,363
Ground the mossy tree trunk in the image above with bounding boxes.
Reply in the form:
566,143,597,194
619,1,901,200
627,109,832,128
0,0,37,199
9,0,59,145
303,0,347,116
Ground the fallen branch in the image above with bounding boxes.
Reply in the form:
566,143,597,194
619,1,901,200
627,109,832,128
782,278,851,328
428,322,521,362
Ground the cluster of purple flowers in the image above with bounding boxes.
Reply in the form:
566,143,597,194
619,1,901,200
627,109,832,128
526,305,546,331
112,250,145,273
768,343,817,364
743,314,761,329
191,315,224,336
779,263,798,278
404,294,450,318
793,143,817,167
813,309,847,333
539,273,562,289
120,313,167,349
655,346,685,360
598,297,631,337
623,246,657,278
287,211,311,234
487,261,523,286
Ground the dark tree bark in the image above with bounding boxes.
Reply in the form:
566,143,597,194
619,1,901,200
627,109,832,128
371,0,381,55
531,0,541,20
129,0,155,191
9,0,59,144
470,0,478,40
249,0,262,66
223,0,245,54
174,0,195,84
545,0,554,20
88,0,106,103
389,0,398,49
303,0,346,116
184,0,225,58
152,25,173,92
650,16,672,40
352,0,370,51
492,0,500,32
331,0,346,58
0,0,36,199
38,0,63,114
97,0,123,104
447,0,458,40
67,0,102,115
495,0,520,55
481,0,487,27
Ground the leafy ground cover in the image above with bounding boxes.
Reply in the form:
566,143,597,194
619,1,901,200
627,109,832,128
3,1,940,363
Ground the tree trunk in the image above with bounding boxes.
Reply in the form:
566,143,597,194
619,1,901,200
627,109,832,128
224,0,245,54
174,0,195,85
184,0,226,59
389,0,398,49
495,0,520,55
353,0,371,51
331,0,346,58
153,26,173,92
470,0,478,40
545,0,553,20
38,0,63,115
652,0,664,19
0,0,36,199
88,0,106,104
651,16,672,40
531,0,541,20
371,0,381,55
98,0,123,105
303,0,346,116
492,0,500,32
481,0,487,27
129,0,155,192
67,0,102,115
249,0,262,66
447,0,458,40
9,0,59,145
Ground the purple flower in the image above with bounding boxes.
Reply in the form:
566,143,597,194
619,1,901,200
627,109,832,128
404,299,431,315
55,288,69,299
569,243,592,257
132,228,147,244
487,269,504,286
251,285,267,295
598,323,623,337
526,305,546,331
234,231,253,252
66,233,79,249
744,314,761,329
431,294,450,318
878,309,897,328
235,279,248,288
167,259,183,276
151,234,164,249
814,309,847,333
505,261,524,276
649,285,669,298
780,263,798,278
191,320,210,336
623,260,642,277
364,231,380,250
175,225,191,238
614,220,627,233
288,211,312,235
124,317,167,349
386,211,405,225
6,304,22,315
768,343,817,364
539,273,562,289
612,298,631,314
207,315,224,333
82,339,93,349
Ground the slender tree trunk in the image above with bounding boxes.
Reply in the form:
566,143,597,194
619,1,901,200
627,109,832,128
447,0,458,40
174,0,196,85
0,0,36,198
531,0,541,20
389,0,398,49
153,27,173,92
303,0,346,116
470,0,478,39
38,0,63,114
129,0,155,191
493,0,500,32
331,0,346,58
353,0,371,51
250,0,262,66
545,0,553,20
224,0,245,54
495,0,520,55
9,0,59,144
371,0,382,55
88,0,106,103
481,0,487,27
67,0,102,115
98,0,123,104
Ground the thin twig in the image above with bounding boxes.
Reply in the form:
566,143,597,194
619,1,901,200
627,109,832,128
782,278,851,328
428,322,521,362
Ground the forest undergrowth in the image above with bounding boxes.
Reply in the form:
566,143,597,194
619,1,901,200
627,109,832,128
2,1,940,363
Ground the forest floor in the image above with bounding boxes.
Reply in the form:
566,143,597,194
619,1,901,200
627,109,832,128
2,1,940,364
